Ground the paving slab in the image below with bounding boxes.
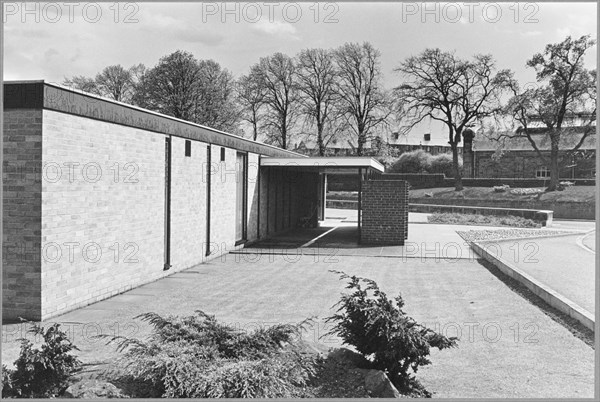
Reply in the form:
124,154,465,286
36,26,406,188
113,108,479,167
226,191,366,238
1,253,593,398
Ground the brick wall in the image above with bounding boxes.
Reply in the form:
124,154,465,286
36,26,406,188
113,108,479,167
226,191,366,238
246,154,260,241
39,110,167,319
2,109,43,320
4,109,290,321
170,137,207,270
3,106,314,321
208,146,238,255
361,180,409,245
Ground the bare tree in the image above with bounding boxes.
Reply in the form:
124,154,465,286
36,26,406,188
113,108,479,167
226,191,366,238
254,53,299,149
395,49,512,190
237,65,267,141
334,42,391,156
296,48,341,156
94,65,135,102
64,64,143,103
62,75,100,95
503,35,596,191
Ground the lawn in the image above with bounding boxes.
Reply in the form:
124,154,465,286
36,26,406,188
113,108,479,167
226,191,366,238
409,186,596,203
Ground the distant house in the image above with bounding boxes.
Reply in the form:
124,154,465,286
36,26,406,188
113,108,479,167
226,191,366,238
292,131,458,157
463,126,596,179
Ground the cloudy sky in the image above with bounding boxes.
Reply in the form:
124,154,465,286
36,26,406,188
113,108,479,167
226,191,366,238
3,2,597,144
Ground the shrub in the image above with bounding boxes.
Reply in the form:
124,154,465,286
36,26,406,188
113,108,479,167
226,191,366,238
493,184,510,192
325,271,457,397
429,153,461,177
2,323,81,398
102,311,317,398
389,150,432,173
427,212,541,228
510,188,544,195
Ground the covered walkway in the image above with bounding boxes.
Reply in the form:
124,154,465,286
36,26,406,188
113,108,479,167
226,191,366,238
260,157,384,242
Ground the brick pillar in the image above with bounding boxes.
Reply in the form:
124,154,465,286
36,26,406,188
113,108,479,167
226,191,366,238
361,180,408,245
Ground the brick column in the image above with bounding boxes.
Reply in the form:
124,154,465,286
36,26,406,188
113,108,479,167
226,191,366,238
361,180,409,245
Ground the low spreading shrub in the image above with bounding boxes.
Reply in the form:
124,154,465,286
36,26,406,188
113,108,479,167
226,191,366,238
493,184,510,192
325,271,458,397
510,188,544,195
2,323,81,398
427,212,541,228
102,311,317,398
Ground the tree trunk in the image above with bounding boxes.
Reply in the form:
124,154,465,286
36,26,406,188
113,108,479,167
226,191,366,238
317,122,325,156
547,133,560,191
451,143,463,191
252,124,258,141
357,132,366,156
281,124,287,150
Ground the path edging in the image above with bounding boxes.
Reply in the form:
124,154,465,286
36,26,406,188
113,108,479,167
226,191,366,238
469,241,595,331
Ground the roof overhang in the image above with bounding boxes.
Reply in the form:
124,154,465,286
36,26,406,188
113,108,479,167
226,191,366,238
260,157,385,174
3,80,303,158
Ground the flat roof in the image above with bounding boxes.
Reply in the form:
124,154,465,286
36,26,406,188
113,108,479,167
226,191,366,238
3,80,303,158
260,157,385,174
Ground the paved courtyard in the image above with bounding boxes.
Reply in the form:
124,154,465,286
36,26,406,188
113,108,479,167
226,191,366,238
1,215,595,398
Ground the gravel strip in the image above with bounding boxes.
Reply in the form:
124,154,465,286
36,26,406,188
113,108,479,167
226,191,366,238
457,228,582,243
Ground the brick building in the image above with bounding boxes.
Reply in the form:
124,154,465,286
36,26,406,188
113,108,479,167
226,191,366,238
463,127,596,179
2,81,400,321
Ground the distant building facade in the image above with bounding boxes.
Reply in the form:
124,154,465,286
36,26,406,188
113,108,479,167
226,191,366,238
463,126,596,179
292,131,459,157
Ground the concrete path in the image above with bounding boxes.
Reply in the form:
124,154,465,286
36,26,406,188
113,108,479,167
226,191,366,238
485,234,595,314
1,253,593,398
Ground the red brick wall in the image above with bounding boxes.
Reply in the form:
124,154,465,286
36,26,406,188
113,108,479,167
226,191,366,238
361,180,409,245
2,109,43,320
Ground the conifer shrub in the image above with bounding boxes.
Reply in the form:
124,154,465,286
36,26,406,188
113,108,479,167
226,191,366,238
325,271,458,397
102,311,317,398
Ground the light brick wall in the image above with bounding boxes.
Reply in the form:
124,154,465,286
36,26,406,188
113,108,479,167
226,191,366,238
39,110,167,318
361,180,409,245
246,153,260,241
170,137,207,270
3,108,313,320
208,146,238,255
2,109,43,321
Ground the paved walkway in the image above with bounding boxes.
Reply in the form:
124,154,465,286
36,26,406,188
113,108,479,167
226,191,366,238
1,251,593,398
485,233,595,314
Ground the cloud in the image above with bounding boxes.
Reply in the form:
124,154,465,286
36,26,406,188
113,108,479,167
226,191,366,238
140,13,224,46
252,19,297,36
522,31,542,37
44,48,59,60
